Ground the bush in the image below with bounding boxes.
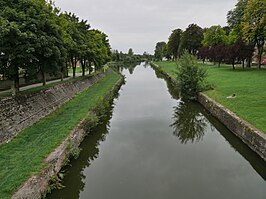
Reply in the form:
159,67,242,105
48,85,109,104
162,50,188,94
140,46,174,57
177,51,208,100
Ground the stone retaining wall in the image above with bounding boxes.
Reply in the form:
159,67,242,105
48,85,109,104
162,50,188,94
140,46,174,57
12,74,124,199
198,93,266,161
151,61,266,162
0,73,105,144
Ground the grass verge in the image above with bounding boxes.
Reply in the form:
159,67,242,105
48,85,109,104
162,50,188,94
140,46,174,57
0,69,122,199
155,61,266,133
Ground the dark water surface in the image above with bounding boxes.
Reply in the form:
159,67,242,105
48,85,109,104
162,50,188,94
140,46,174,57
47,63,266,199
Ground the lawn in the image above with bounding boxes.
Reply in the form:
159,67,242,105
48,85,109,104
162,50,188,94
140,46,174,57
154,61,266,133
154,61,178,79
0,69,121,199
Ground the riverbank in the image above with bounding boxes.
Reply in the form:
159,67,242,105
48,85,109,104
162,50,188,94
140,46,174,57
151,62,266,161
153,61,266,133
0,72,105,144
0,69,124,199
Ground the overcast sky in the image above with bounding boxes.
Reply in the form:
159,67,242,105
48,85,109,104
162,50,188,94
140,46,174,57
54,0,237,54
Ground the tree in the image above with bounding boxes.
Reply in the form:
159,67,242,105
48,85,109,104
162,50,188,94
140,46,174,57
198,46,209,63
177,51,207,100
227,0,256,68
154,41,166,61
86,29,111,70
62,13,83,78
167,29,183,60
242,0,266,69
227,0,247,38
213,45,226,67
202,25,227,47
180,24,204,55
128,48,134,57
32,1,66,85
0,0,65,91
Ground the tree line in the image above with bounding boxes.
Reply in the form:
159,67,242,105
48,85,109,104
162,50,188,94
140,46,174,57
111,48,153,63
0,0,111,94
154,0,266,69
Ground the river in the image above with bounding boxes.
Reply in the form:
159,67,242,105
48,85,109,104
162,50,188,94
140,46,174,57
47,63,266,199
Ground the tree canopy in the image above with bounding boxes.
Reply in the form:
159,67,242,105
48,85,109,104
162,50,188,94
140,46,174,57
202,25,227,47
167,29,183,60
154,41,166,61
242,0,266,68
180,24,203,55
0,0,112,93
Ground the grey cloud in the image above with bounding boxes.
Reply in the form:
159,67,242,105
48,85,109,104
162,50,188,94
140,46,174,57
55,0,237,54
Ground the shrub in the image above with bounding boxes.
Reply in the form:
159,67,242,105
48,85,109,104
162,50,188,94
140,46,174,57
177,51,208,100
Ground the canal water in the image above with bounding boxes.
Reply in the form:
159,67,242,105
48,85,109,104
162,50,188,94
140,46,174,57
47,63,266,199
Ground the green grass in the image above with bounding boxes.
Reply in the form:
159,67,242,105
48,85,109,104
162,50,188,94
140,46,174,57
0,69,121,199
155,61,266,133
154,61,178,79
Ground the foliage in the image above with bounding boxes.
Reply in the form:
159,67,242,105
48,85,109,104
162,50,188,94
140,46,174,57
0,1,111,93
167,29,183,59
171,102,207,144
180,24,204,55
156,61,266,134
0,0,65,92
0,69,122,199
112,48,141,63
242,0,266,68
198,39,253,69
176,51,207,100
154,41,166,61
227,0,247,38
202,25,227,47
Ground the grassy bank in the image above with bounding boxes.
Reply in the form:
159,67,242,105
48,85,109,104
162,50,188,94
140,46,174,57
0,69,122,199
154,61,266,133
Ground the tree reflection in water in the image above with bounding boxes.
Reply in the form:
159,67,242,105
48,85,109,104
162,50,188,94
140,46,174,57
171,101,208,144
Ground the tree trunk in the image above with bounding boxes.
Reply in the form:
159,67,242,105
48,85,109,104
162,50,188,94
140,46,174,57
81,58,86,77
65,61,69,77
246,41,255,68
41,69,46,86
246,56,251,68
13,67,20,95
242,59,245,69
88,61,92,74
60,67,64,82
71,57,77,78
258,44,264,69
232,61,235,70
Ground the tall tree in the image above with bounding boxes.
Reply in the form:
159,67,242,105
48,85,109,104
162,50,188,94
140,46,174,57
202,25,227,47
167,29,183,60
32,1,66,85
227,0,254,67
154,41,166,61
0,0,65,91
180,24,203,55
128,48,134,57
227,0,247,37
63,13,83,78
242,0,266,68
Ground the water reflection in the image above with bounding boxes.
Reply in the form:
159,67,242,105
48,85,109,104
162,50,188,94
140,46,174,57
171,101,208,144
46,103,116,199
153,68,179,99
47,64,266,199
113,62,140,74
